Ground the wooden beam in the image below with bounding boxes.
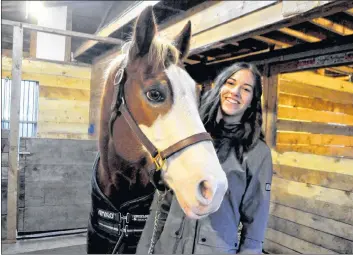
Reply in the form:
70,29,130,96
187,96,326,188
7,25,23,243
264,69,279,148
73,1,161,58
252,35,293,48
345,7,353,17
278,27,321,43
1,19,124,45
74,1,278,58
64,7,73,62
205,49,269,65
311,17,353,36
281,71,353,93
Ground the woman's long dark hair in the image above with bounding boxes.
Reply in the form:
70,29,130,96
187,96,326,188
199,62,265,163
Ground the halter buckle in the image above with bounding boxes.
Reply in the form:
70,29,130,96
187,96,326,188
152,151,166,171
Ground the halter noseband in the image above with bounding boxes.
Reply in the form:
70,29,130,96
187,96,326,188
108,67,213,189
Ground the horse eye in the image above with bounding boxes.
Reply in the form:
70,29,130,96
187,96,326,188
146,89,164,102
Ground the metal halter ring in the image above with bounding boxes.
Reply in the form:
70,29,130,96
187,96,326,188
152,151,166,171
114,68,124,86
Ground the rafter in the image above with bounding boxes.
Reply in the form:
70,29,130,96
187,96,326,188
345,8,353,16
252,35,293,48
310,17,353,36
278,27,321,43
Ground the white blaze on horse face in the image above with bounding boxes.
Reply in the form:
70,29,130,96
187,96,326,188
139,64,228,219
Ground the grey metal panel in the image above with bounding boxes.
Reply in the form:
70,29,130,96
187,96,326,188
21,204,91,232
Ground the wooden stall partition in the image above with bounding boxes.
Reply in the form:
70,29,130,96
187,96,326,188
1,56,92,140
1,136,97,234
263,70,353,254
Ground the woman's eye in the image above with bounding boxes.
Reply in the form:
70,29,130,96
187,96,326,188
146,89,164,102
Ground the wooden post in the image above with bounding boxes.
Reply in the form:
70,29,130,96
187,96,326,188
7,25,23,243
65,6,72,62
263,65,279,148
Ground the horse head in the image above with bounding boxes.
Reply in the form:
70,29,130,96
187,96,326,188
99,6,228,219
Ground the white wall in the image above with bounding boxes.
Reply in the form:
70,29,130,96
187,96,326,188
36,6,68,61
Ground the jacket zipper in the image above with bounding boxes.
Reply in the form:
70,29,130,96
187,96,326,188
191,220,198,253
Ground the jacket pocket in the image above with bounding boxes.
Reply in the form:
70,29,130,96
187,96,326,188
196,223,237,253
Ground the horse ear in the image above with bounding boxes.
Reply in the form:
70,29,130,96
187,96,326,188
174,21,192,61
131,6,157,58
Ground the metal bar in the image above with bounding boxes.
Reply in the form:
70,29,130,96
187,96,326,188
1,19,124,45
7,25,23,243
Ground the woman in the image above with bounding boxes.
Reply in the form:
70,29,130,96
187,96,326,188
137,62,273,254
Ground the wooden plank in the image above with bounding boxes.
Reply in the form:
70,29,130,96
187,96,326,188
38,108,89,124
36,133,92,140
38,98,89,111
39,86,90,101
276,143,353,158
277,132,353,147
269,202,353,241
24,138,97,165
277,120,353,136
64,6,72,62
278,106,353,126
281,71,353,94
263,239,299,254
21,203,91,232
1,56,91,79
278,27,321,42
271,149,353,176
253,35,292,48
264,70,278,148
279,79,353,105
1,70,91,90
7,25,23,242
266,228,336,254
273,164,353,192
29,31,37,58
268,216,353,253
1,19,124,46
272,176,353,208
271,187,353,225
311,17,353,36
37,122,89,134
278,93,353,115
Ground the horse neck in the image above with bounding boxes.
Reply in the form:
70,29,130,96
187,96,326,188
96,142,154,208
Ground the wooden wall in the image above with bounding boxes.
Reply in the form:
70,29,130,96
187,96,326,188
1,56,92,140
263,71,353,254
1,133,97,235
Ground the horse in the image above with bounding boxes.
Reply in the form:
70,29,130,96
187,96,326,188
86,6,228,254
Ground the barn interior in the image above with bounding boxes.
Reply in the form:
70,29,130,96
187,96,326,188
1,1,353,254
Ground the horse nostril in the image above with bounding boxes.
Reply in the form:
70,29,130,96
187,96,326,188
199,180,214,202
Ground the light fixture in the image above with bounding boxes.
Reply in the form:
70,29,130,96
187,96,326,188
26,1,46,20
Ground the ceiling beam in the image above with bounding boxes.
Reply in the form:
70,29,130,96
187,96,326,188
73,1,161,58
310,17,353,36
278,27,321,43
345,8,353,16
252,35,293,48
74,0,278,59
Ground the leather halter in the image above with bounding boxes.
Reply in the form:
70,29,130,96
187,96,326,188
108,67,213,189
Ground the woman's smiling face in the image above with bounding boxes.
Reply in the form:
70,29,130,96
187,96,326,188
220,69,255,118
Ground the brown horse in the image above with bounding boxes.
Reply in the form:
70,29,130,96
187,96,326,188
87,7,228,254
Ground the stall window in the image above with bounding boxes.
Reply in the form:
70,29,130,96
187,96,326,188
1,78,39,137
